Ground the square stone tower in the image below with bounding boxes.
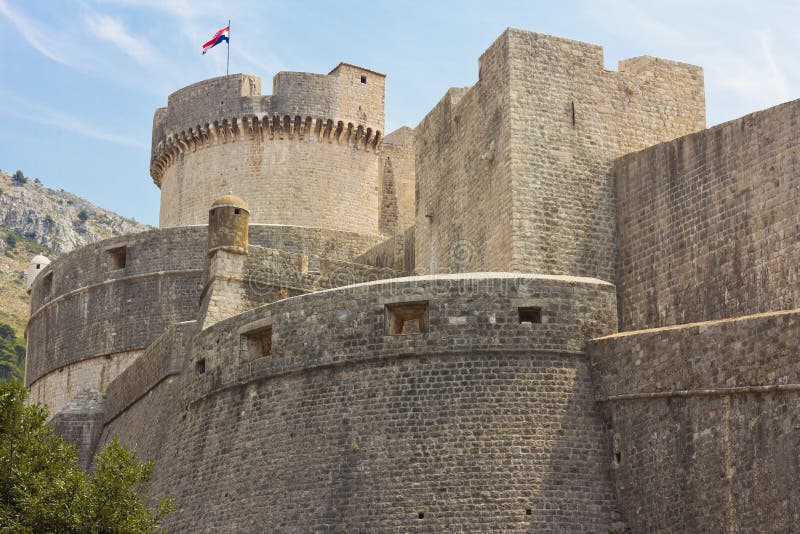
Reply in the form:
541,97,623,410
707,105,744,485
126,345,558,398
414,28,705,281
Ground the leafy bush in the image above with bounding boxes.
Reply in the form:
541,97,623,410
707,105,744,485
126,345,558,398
11,170,27,185
0,381,174,531
77,210,89,222
43,215,55,226
4,233,17,249
0,323,24,383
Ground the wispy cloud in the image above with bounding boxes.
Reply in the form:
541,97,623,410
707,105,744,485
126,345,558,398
578,0,703,56
696,29,798,121
83,10,162,68
0,0,76,65
757,30,792,101
0,87,146,149
99,0,285,75
0,1,181,95
1,0,284,97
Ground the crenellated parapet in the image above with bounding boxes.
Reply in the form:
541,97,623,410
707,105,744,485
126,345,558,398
150,114,383,186
150,65,398,233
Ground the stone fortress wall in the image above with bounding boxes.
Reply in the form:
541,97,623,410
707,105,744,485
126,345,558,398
616,98,800,330
103,274,620,532
24,224,389,416
589,309,800,533
583,95,800,533
24,26,800,533
25,226,207,416
414,29,705,280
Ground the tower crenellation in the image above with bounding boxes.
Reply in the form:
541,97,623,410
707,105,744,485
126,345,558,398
151,65,395,233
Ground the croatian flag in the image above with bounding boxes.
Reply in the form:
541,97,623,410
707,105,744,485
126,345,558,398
202,25,229,55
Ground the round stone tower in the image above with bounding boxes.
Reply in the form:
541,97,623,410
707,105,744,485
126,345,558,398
151,65,386,235
207,194,249,256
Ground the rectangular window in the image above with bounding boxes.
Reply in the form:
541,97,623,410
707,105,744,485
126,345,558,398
195,358,206,374
386,301,428,335
108,246,127,270
243,326,272,359
518,307,542,324
360,75,367,84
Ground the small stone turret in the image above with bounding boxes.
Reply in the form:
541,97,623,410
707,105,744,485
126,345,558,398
207,195,249,256
26,254,51,293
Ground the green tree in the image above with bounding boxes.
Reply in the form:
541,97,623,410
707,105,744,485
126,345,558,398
11,171,27,185
0,323,24,383
4,233,17,249
0,381,173,532
77,210,89,222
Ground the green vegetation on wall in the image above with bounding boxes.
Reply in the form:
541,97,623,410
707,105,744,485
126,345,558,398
0,381,174,531
0,323,24,383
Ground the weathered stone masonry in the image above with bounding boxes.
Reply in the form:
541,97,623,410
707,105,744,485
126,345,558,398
616,99,800,331
25,26,800,533
111,274,621,532
414,29,705,279
589,309,800,533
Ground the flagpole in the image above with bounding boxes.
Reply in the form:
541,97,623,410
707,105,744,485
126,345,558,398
226,19,230,76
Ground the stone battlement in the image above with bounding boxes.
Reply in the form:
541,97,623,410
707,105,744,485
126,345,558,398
151,64,386,180
150,114,383,186
150,64,403,232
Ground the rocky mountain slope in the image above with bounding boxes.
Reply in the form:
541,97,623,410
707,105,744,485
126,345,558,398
0,170,151,253
0,169,152,336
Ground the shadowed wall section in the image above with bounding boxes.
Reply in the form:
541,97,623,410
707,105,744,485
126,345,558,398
616,99,800,330
589,309,800,532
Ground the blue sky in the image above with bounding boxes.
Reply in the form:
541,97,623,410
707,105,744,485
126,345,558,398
1,0,798,225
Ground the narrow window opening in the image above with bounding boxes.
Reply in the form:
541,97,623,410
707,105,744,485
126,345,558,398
36,264,41,269
526,508,532,515
195,358,206,374
386,301,428,335
108,246,127,270
244,326,272,359
360,75,367,84
571,101,576,126
614,451,621,464
234,208,241,215
418,512,424,520
518,307,542,324
41,272,53,295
